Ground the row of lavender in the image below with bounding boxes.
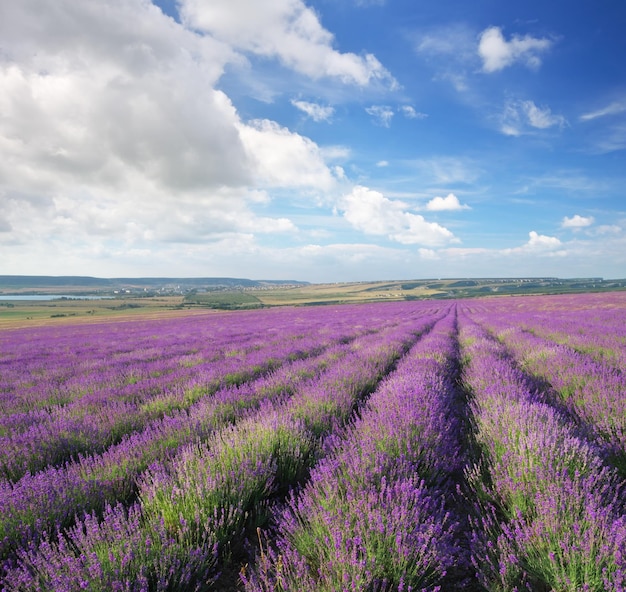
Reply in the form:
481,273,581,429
468,292,626,370
242,306,471,591
0,308,375,481
244,293,626,591
465,293,626,475
1,302,445,589
2,293,626,590
458,307,625,590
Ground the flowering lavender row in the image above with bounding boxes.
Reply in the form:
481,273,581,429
1,303,391,429
242,306,473,591
3,501,217,592
2,305,443,590
470,303,626,475
458,309,625,591
0,327,352,485
0,304,438,559
0,312,283,418
4,294,625,590
466,293,626,370
515,304,626,370
0,328,340,482
0,303,422,483
0,341,355,564
0,303,437,422
136,317,432,583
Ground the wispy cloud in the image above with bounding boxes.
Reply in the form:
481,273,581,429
478,26,552,73
500,99,567,136
414,23,476,63
522,171,610,194
579,122,626,154
400,105,427,119
576,96,626,153
593,224,622,236
580,100,626,121
413,23,477,92
411,156,482,186
365,105,395,127
366,105,428,126
291,99,334,122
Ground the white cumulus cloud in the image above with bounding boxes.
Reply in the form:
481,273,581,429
339,185,458,246
499,231,565,258
526,230,562,250
1,0,394,272
425,193,471,211
478,26,552,73
562,214,595,229
237,119,337,189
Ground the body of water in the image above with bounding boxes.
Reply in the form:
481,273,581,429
0,294,114,301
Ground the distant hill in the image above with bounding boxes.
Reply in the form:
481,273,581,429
2,275,625,303
0,276,308,295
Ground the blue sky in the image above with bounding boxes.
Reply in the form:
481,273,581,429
1,0,625,282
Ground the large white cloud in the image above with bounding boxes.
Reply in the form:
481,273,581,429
178,0,396,86
478,26,552,73
0,0,349,198
237,119,336,189
1,0,398,275
0,1,249,192
339,186,458,246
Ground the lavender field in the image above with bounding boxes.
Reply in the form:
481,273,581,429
1,293,625,591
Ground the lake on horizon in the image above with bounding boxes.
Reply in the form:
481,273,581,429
0,294,114,301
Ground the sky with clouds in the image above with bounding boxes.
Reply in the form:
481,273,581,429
1,0,625,282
